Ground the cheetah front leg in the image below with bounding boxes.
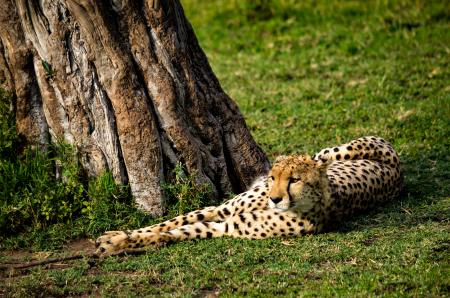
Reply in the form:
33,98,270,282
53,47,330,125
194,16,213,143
94,205,221,254
96,182,270,254
94,205,225,255
95,221,228,254
95,209,315,255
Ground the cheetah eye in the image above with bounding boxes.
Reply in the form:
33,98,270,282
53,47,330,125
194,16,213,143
289,177,301,183
269,176,275,181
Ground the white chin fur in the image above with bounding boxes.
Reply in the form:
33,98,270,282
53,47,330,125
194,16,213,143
268,200,289,211
276,206,289,211
268,200,276,209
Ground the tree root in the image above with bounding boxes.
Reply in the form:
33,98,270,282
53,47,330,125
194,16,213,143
0,248,151,270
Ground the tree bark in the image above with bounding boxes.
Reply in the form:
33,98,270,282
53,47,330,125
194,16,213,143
0,0,269,215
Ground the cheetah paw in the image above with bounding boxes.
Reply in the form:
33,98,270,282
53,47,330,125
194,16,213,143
95,231,130,255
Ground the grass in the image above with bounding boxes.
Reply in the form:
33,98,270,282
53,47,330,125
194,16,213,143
1,0,449,296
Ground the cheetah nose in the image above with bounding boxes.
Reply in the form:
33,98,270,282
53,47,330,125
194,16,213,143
270,197,282,204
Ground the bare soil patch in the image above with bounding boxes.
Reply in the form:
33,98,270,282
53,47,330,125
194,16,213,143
0,239,95,264
0,238,96,279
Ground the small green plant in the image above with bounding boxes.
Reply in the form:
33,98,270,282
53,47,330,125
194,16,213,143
42,60,57,79
0,143,85,235
163,163,212,217
83,171,149,237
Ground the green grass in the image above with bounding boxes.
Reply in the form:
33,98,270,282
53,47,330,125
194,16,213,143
0,89,152,250
1,0,449,296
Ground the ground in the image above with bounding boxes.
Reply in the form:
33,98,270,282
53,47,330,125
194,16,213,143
1,0,449,296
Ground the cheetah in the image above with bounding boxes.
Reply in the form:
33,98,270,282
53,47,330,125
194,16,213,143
95,136,402,255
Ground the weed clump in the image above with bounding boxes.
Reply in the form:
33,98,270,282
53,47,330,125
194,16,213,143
0,89,149,249
163,163,212,217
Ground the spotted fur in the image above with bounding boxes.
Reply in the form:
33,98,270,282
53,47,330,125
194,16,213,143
95,136,402,255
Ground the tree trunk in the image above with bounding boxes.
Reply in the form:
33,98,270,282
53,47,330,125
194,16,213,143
0,0,269,215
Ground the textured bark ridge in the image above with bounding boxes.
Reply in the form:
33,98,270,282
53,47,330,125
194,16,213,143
0,0,269,215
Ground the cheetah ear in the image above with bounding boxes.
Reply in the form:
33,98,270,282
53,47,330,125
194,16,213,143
316,159,332,171
273,155,288,164
315,160,331,181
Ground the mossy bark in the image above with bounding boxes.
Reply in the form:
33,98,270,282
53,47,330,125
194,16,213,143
0,0,269,215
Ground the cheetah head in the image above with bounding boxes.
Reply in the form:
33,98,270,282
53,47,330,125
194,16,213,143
268,155,330,212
